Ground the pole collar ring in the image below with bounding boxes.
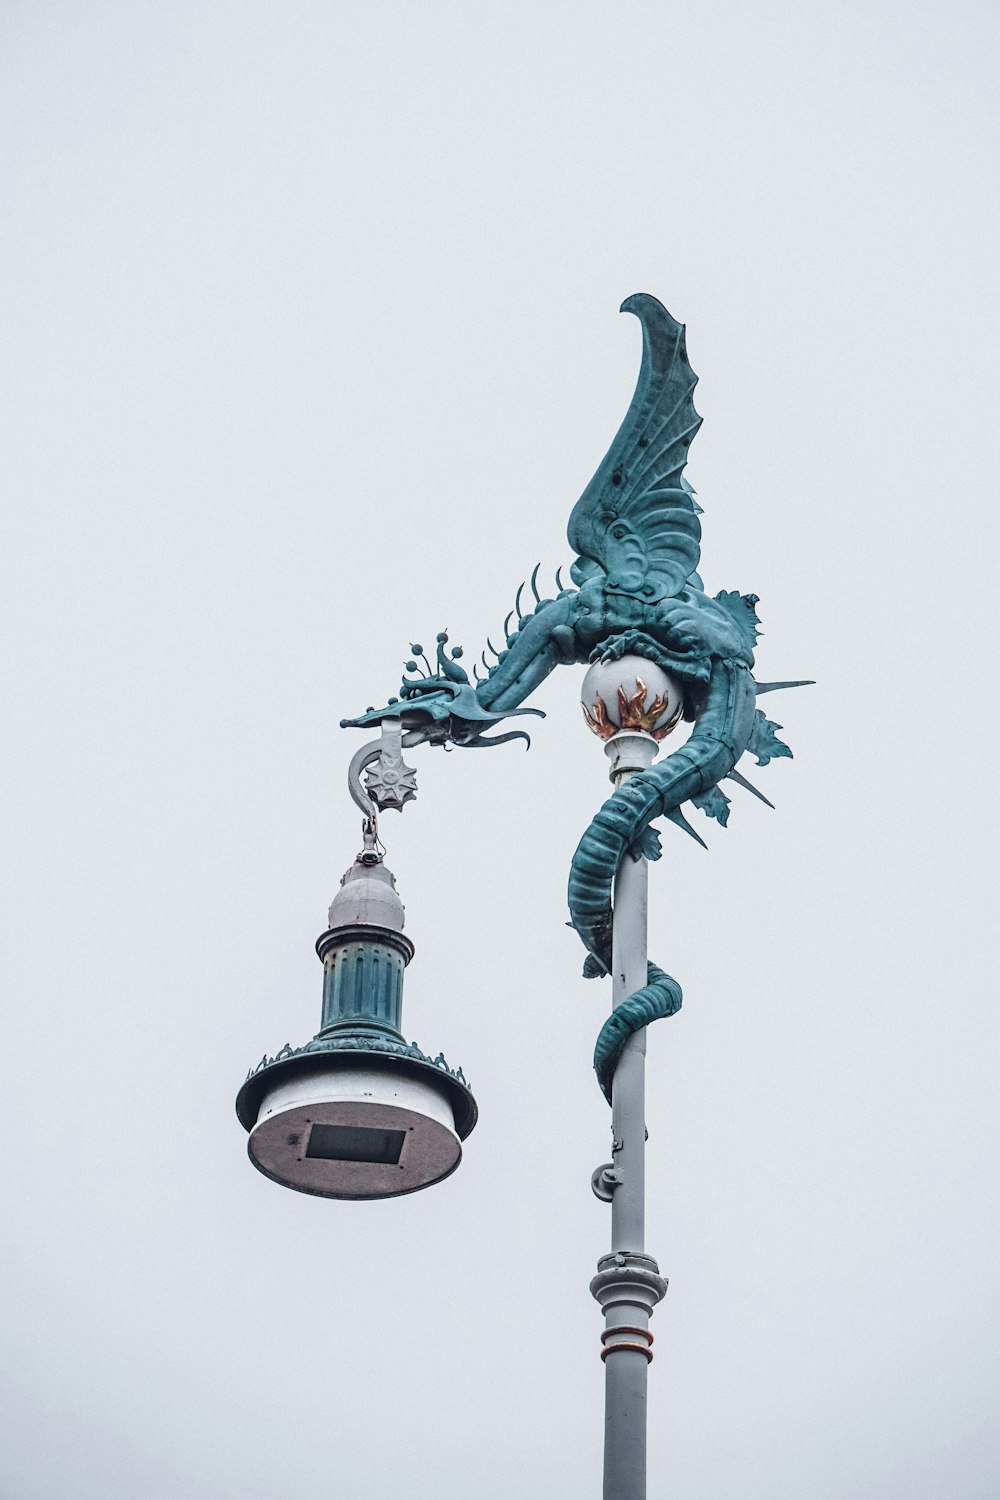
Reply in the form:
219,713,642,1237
600,1324,653,1346
600,1339,653,1364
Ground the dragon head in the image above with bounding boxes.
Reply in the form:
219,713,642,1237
340,630,543,749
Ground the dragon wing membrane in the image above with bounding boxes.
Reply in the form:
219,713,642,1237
567,294,702,602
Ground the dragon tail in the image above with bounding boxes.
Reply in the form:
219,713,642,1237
569,659,758,1100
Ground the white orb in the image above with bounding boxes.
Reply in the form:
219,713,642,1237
580,654,684,740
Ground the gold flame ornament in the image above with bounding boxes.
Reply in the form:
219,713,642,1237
580,653,685,742
582,676,683,740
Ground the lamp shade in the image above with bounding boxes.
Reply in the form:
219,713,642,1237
236,851,476,1200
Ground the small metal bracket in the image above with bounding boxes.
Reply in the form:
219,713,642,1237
358,815,380,866
348,719,418,818
591,1162,621,1202
346,719,420,856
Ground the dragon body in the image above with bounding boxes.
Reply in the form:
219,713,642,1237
344,295,807,1102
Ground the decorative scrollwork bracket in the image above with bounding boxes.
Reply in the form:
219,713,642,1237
346,717,419,853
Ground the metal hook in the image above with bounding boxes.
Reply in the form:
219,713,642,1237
347,739,382,820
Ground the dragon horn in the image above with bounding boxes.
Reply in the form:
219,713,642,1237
664,806,708,849
530,563,542,604
754,679,815,695
725,768,775,808
515,581,526,618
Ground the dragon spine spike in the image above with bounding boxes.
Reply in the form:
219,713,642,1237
503,610,515,639
530,563,542,604
515,581,526,619
754,679,815,695
663,805,709,849
555,565,565,591
472,664,483,683
486,637,501,659
480,651,490,674
725,768,775,808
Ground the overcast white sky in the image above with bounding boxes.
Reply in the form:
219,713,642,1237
1,4,998,1497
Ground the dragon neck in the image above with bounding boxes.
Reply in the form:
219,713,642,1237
474,591,580,713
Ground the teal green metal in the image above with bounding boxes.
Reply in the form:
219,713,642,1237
342,294,810,1103
318,925,410,1040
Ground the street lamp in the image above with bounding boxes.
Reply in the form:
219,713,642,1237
235,721,478,1200
235,294,809,1496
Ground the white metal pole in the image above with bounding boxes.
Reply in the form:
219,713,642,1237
591,732,668,1500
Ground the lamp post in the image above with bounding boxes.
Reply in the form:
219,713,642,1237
235,723,477,1200
235,294,809,1496
582,656,684,1499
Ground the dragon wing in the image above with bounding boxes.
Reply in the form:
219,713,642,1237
567,294,702,602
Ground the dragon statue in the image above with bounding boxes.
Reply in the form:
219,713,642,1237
343,294,809,1104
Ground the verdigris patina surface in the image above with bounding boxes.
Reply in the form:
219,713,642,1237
343,294,808,1101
